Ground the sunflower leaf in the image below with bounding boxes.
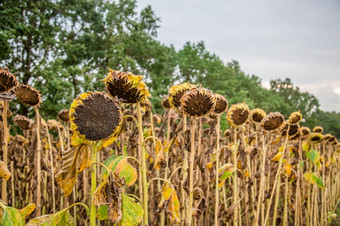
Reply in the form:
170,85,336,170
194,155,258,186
0,160,11,181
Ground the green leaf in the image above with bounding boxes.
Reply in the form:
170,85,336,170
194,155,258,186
121,195,144,226
102,155,138,186
299,161,305,171
96,205,108,221
306,149,320,163
1,206,25,226
302,141,310,151
27,210,75,225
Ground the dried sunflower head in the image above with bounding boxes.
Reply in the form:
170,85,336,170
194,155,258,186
69,92,122,147
308,133,323,143
328,136,336,143
161,96,171,109
13,115,34,130
227,103,250,127
312,126,323,133
14,84,41,107
260,112,284,131
213,94,228,114
289,131,301,140
288,124,300,137
180,88,215,117
0,67,18,93
289,111,302,125
104,69,150,104
58,109,70,122
323,134,332,141
250,108,266,123
300,127,310,137
168,83,196,112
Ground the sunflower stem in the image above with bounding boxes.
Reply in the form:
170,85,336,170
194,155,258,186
1,101,8,203
137,103,149,225
35,106,42,216
214,115,221,226
90,143,98,226
187,118,196,226
233,126,239,226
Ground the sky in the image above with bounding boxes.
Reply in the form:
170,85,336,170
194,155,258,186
137,0,340,112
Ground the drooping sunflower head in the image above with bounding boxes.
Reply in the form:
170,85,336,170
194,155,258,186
103,69,150,104
300,126,311,137
288,124,300,137
328,136,336,143
168,83,197,111
289,131,301,140
227,103,250,127
261,112,284,131
213,94,228,114
312,126,323,133
161,95,171,109
323,134,332,141
308,132,323,143
250,108,267,123
69,92,122,146
14,84,41,107
58,109,70,122
0,67,18,93
180,87,215,117
288,111,302,125
13,115,34,130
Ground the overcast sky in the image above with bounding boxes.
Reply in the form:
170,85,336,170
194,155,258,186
137,0,340,112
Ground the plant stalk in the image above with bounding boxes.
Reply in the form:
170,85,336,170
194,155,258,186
90,143,98,226
35,106,42,216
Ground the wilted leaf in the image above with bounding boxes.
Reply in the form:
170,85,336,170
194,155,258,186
0,203,25,226
218,163,234,187
158,183,180,224
102,155,137,186
306,149,320,163
121,194,144,226
272,152,283,162
18,203,36,219
55,144,91,196
302,141,310,151
27,211,75,226
284,164,292,176
154,141,165,170
96,205,108,220
92,180,109,206
0,160,11,181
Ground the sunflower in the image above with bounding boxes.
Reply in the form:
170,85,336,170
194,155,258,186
180,88,215,117
308,133,323,143
103,69,150,104
260,112,284,131
300,127,310,137
168,83,196,112
213,94,228,114
69,92,122,147
14,84,41,107
323,134,332,141
312,126,323,133
0,67,18,93
13,115,34,130
288,111,302,125
161,95,171,109
227,103,250,127
58,109,70,122
250,108,266,123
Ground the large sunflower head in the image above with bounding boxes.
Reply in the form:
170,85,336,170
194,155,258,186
58,109,70,122
250,108,267,123
312,126,323,133
103,69,150,104
168,83,196,111
13,115,34,130
260,112,284,131
0,67,18,93
180,87,215,117
14,84,41,107
227,103,250,127
69,92,122,147
288,111,302,125
213,94,228,114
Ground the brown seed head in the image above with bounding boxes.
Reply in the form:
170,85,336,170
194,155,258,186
180,87,215,117
227,103,250,127
300,127,310,136
14,84,41,107
261,112,284,131
289,111,302,125
250,108,266,123
0,67,18,93
13,115,34,130
308,133,323,143
312,126,323,133
161,96,171,109
58,109,70,122
213,94,228,114
168,83,196,111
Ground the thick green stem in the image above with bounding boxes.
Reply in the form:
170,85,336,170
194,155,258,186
35,106,42,216
214,115,221,226
137,103,148,225
187,118,196,226
1,101,8,203
90,143,98,226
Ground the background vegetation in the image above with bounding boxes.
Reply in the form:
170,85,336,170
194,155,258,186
1,0,339,138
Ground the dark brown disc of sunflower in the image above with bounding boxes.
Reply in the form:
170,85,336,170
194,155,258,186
58,109,70,122
14,84,41,107
300,127,310,137
13,115,34,130
103,69,150,104
70,92,122,144
260,112,285,131
289,131,301,140
227,103,250,127
308,132,323,143
312,126,323,133
0,67,18,93
288,111,302,125
323,134,332,141
250,108,266,123
328,136,336,143
161,96,171,109
180,88,215,118
213,94,228,114
168,83,197,112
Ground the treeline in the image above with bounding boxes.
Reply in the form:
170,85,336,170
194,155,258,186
1,0,339,138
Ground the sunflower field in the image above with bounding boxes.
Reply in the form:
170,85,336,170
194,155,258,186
0,67,339,226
